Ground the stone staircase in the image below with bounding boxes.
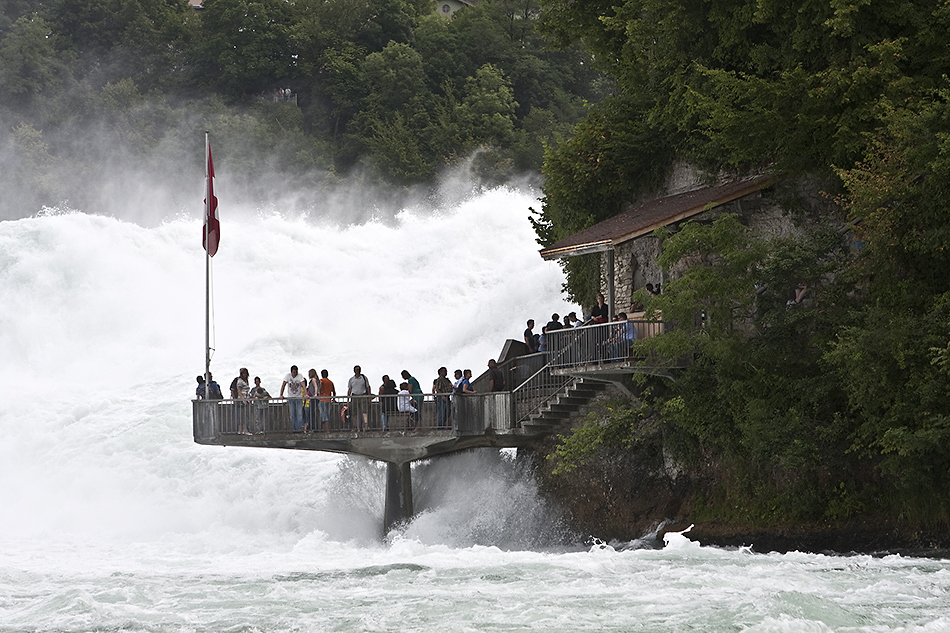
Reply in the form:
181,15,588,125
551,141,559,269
521,378,608,436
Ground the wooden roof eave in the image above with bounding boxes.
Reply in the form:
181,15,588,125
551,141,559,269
540,176,780,262
608,182,776,246
539,240,613,261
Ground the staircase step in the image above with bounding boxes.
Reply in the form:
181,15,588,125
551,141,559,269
566,390,599,400
575,381,607,392
522,423,559,435
518,376,610,430
538,410,572,420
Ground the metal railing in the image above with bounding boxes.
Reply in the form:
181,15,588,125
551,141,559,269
192,322,673,442
544,320,665,369
193,392,517,441
470,353,547,394
511,363,574,425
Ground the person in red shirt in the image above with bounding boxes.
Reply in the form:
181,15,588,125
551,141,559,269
318,369,336,432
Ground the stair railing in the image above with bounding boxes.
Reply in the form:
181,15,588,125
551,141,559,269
510,339,580,425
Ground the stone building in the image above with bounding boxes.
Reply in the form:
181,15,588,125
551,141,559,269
538,172,831,318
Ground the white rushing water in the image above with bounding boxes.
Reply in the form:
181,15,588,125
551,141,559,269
1,185,949,632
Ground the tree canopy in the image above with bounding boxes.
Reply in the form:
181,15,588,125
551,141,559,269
0,0,607,217
536,0,950,528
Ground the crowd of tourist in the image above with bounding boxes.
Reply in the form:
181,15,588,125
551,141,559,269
195,292,654,434
194,361,501,435
522,292,640,353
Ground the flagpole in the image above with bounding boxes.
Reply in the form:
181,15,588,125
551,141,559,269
204,131,211,400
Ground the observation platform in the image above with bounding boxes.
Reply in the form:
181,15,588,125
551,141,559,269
192,319,680,533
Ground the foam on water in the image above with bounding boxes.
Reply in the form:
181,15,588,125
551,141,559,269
2,187,950,631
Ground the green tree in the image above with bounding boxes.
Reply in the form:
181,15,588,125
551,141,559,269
532,93,674,305
0,16,65,105
629,215,863,523
459,63,517,146
47,0,192,85
197,0,297,94
824,99,950,521
354,41,437,179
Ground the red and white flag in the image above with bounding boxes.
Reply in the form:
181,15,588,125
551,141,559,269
202,140,220,257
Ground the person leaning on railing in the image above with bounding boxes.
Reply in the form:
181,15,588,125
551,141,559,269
196,374,223,400
397,382,420,426
460,369,476,394
317,370,335,432
606,312,637,361
401,370,424,413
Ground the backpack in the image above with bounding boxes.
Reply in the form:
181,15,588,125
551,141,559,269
229,377,239,399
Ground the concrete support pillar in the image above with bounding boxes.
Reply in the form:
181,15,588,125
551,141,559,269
607,248,616,321
383,461,413,534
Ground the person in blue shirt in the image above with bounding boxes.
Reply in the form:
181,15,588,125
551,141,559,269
196,373,223,399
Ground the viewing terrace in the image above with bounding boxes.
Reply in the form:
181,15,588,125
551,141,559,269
192,317,682,532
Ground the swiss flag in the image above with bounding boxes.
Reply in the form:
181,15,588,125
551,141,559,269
203,141,220,256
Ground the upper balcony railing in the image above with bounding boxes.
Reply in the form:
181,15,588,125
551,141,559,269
544,319,666,369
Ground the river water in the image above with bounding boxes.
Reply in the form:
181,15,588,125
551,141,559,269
1,185,949,632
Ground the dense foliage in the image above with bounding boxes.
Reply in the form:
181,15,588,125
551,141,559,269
538,0,950,528
0,0,606,217
533,0,950,305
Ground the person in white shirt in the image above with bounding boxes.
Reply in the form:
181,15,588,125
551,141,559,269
346,365,372,431
397,382,419,425
280,365,307,432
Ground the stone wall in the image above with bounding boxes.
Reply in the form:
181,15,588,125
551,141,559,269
599,176,840,306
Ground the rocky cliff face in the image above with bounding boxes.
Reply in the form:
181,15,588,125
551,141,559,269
527,387,950,554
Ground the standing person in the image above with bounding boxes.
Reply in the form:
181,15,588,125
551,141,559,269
347,365,372,431
451,368,465,431
524,319,538,353
305,369,320,432
487,359,506,392
249,376,270,433
545,313,563,332
378,375,398,430
590,293,609,323
432,367,453,429
203,373,223,399
195,375,206,399
400,370,424,416
235,367,251,435
460,369,476,394
280,365,307,432
318,369,336,432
